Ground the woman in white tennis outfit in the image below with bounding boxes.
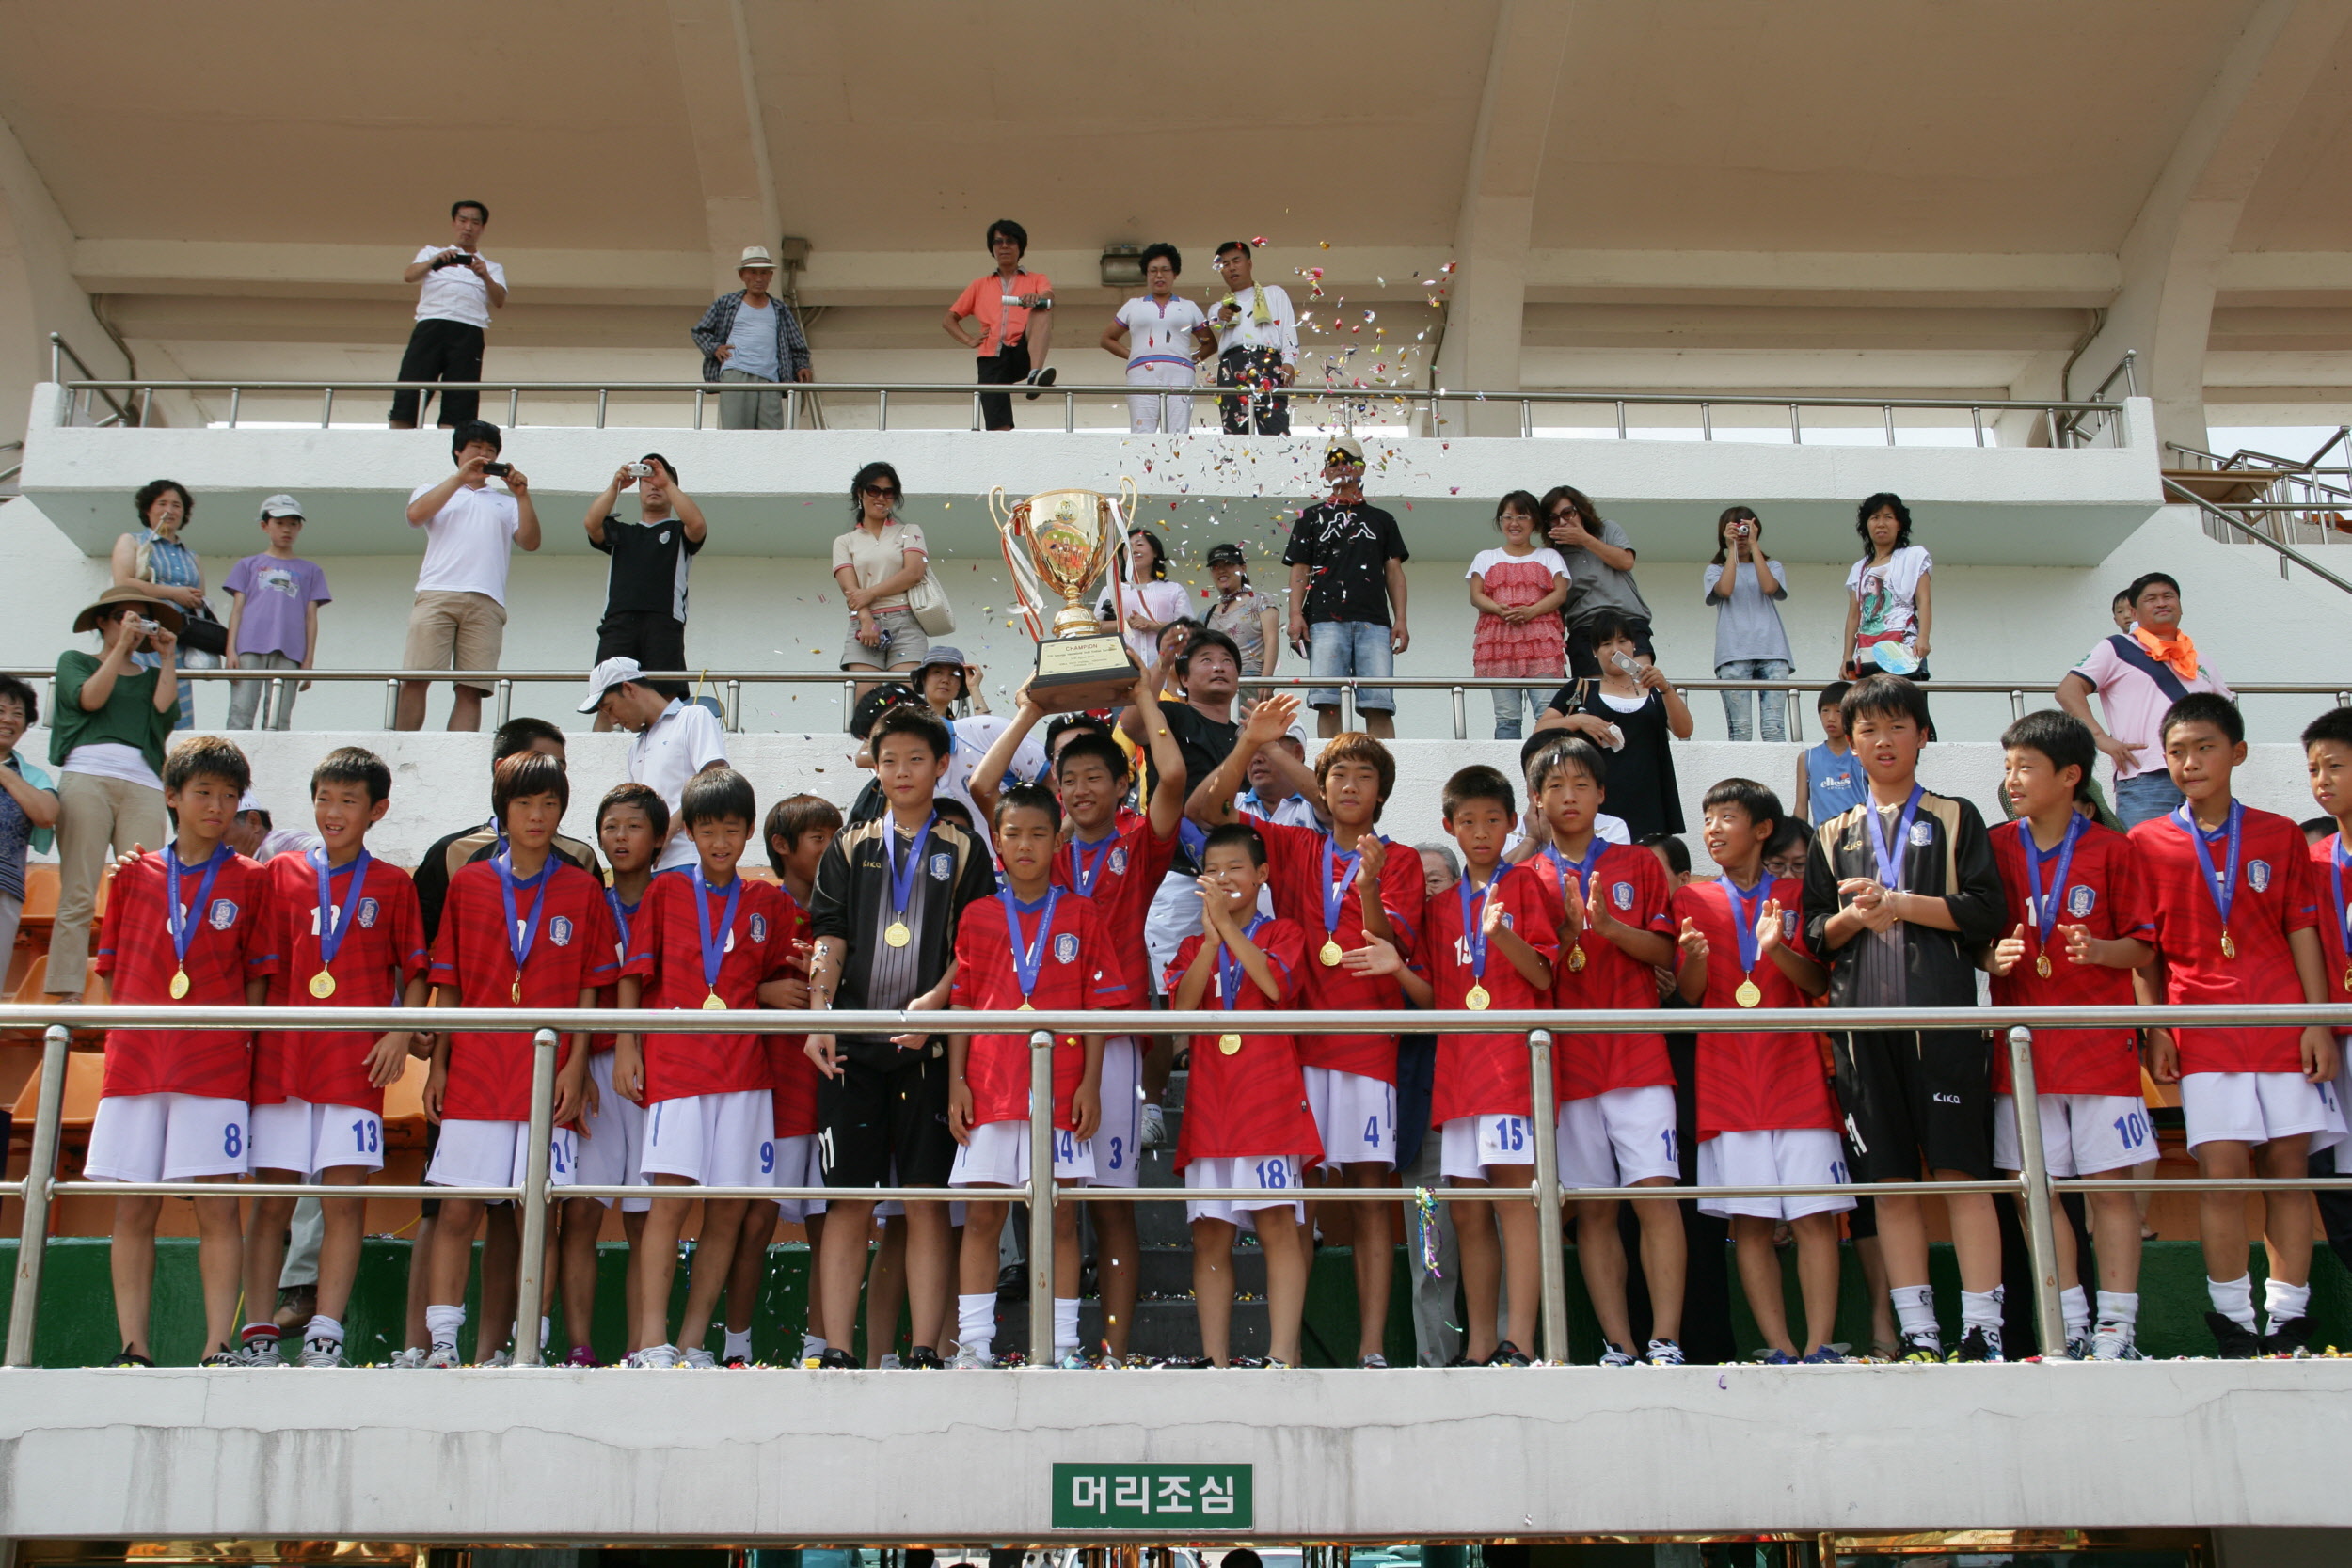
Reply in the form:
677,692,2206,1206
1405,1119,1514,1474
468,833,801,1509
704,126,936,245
1101,243,1209,434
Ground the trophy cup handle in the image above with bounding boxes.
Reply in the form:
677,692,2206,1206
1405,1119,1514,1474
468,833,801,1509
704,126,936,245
987,485,1014,537
1114,476,1140,531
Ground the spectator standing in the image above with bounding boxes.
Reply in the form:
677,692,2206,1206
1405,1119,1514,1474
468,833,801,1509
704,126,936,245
45,587,181,1003
943,220,1055,432
411,718,601,943
833,461,930,689
903,647,1045,850
1096,528,1193,672
396,421,538,733
1283,436,1409,740
580,657,729,877
583,455,706,730
389,201,505,430
1703,505,1795,742
221,495,331,732
1534,610,1692,841
2056,571,2233,828
1203,542,1280,681
1468,489,1571,740
110,479,220,731
1206,242,1297,436
0,677,58,968
1841,492,1933,678
1545,484,1655,681
690,245,813,431
1101,243,1208,434
225,795,322,863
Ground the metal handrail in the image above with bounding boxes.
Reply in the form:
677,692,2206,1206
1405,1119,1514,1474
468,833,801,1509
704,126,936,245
2161,476,2352,596
6,1000,2350,1369
45,336,133,428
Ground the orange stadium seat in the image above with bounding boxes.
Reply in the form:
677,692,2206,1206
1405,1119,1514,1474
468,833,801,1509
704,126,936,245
382,1054,432,1149
8,1048,104,1137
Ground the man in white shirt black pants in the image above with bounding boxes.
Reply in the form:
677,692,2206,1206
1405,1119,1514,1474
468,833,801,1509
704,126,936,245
390,201,507,430
581,657,730,874
1207,240,1298,436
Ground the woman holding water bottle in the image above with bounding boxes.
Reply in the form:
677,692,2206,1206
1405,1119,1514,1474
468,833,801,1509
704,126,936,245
1533,609,1692,841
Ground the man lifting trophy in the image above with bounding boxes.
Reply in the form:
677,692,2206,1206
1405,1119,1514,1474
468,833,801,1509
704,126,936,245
991,479,1145,712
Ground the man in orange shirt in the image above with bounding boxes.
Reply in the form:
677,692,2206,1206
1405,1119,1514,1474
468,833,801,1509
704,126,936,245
943,219,1055,431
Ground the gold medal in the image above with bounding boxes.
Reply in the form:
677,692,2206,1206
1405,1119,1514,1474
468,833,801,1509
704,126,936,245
309,971,337,1000
884,920,913,948
1218,1033,1243,1054
1735,979,1762,1008
701,991,727,1011
1018,1001,1036,1011
2220,931,2237,960
2035,953,2052,979
168,968,190,1000
1566,945,1587,974
1464,984,1490,1011
1319,940,1343,967
2343,963,2352,995
510,978,522,1004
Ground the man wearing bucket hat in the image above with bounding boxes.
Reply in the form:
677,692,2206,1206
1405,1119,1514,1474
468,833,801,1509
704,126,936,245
580,656,729,874
1282,435,1410,739
45,586,184,1002
690,245,815,431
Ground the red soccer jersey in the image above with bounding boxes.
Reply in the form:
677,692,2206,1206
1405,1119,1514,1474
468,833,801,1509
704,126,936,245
428,857,620,1121
621,871,797,1104
1671,877,1838,1139
949,889,1124,1128
2130,804,2319,1075
1534,842,1677,1101
96,847,279,1100
767,885,820,1138
589,887,644,1055
1988,818,2153,1097
1424,863,1561,1126
1164,917,1321,1164
2311,833,2352,1037
1051,816,1176,1013
1253,817,1426,1083
255,853,429,1114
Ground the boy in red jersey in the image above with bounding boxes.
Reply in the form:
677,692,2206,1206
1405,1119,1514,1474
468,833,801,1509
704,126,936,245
2133,693,2341,1356
1192,691,1425,1367
244,747,427,1369
934,783,1118,1367
1983,712,2156,1360
87,736,279,1367
422,750,612,1367
1361,764,1557,1365
969,670,1184,1362
613,768,793,1368
1521,735,1685,1366
1166,821,1319,1367
1673,779,1844,1364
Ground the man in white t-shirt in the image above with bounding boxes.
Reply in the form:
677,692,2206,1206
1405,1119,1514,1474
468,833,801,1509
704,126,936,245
580,657,731,873
396,420,540,733
390,200,508,430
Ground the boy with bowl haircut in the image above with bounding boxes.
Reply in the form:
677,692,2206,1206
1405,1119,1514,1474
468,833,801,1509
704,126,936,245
87,735,278,1367
1983,711,2156,1359
2134,693,2341,1356
1800,673,2009,1361
245,746,427,1368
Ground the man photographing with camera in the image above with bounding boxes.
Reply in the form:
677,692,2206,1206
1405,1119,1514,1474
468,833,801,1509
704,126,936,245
389,201,507,430
396,420,538,732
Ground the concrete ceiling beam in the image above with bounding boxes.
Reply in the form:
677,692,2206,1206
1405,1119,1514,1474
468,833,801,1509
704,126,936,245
664,0,782,298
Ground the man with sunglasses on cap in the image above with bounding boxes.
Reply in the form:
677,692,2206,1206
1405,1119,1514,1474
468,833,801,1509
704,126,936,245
581,657,729,874
691,245,815,431
582,456,707,732
1283,436,1410,739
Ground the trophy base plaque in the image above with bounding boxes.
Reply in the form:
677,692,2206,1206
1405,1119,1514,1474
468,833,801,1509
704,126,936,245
1030,633,1140,714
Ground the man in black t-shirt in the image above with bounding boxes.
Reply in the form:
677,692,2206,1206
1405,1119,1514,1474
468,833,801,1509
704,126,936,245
582,454,706,729
1281,435,1409,739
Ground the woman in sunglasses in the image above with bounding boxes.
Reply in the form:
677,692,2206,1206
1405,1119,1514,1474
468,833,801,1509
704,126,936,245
831,460,934,699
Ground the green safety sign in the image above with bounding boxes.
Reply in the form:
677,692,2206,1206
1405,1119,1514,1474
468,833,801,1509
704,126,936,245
1051,1464,1254,1530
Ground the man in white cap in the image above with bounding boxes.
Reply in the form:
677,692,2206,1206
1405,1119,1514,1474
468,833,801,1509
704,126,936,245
580,656,729,872
222,494,332,732
225,791,323,863
690,245,813,430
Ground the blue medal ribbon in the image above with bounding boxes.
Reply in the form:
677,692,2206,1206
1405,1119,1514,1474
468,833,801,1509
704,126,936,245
605,888,637,955
997,883,1062,1005
2332,838,2352,992
693,872,744,996
1544,839,1607,906
2174,800,2243,935
2019,814,2088,952
1320,836,1364,944
1865,785,1926,890
166,844,231,977
1457,870,1501,984
882,812,936,926
1724,874,1770,978
1068,832,1117,897
310,847,371,976
496,844,555,993
1216,913,1269,1013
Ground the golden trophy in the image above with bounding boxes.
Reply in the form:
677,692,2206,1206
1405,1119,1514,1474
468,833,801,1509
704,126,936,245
990,479,1144,713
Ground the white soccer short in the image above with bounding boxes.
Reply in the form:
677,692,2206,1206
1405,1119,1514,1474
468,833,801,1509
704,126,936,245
1184,1155,1305,1228
1303,1065,1396,1170
1439,1114,1535,1180
640,1088,776,1188
2180,1071,2348,1153
427,1117,579,1193
1090,1036,1146,1188
771,1132,827,1224
85,1092,250,1183
1558,1085,1681,1190
1994,1093,2154,1177
950,1119,1096,1186
249,1097,385,1177
573,1052,649,1212
1695,1128,1853,1221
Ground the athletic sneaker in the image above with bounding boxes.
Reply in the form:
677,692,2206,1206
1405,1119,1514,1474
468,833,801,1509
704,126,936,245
1357,1353,1390,1369
1645,1339,1686,1367
904,1347,946,1370
482,1350,513,1368
2064,1334,2092,1362
723,1354,753,1370
1141,1102,1168,1148
1485,1341,1532,1368
103,1347,154,1368
1597,1343,1639,1368
1896,1333,1944,1363
1757,1349,1796,1366
816,1349,859,1370
424,1343,464,1369
1799,1346,1845,1365
1229,1355,1273,1369
877,1353,904,1370
2204,1311,2262,1360
388,1348,429,1369
562,1346,601,1368
1055,1349,1091,1370
1160,1355,1215,1369
199,1351,243,1368
681,1347,719,1370
2090,1323,2145,1362
1947,1326,2003,1363
2264,1316,2314,1356
236,1334,284,1368
626,1345,682,1370
297,1337,346,1369
1023,366,1058,401
950,1347,993,1369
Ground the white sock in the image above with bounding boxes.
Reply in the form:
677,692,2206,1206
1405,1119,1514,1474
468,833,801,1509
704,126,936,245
425,1304,466,1348
2059,1286,2090,1338
1959,1287,2004,1330
305,1315,344,1345
724,1328,753,1360
2095,1291,2139,1328
2265,1277,2312,1324
802,1333,828,1360
1053,1296,1082,1356
2206,1275,2256,1329
1890,1285,1938,1341
538,1316,550,1350
958,1291,997,1357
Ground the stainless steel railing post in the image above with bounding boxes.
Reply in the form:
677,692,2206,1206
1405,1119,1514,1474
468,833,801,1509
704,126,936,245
2007,1026,2068,1356
1027,1028,1056,1364
510,1028,559,1366
4,1027,71,1367
1526,1028,1569,1361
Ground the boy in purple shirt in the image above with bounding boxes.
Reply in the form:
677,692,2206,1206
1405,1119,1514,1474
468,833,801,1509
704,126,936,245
223,495,333,731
